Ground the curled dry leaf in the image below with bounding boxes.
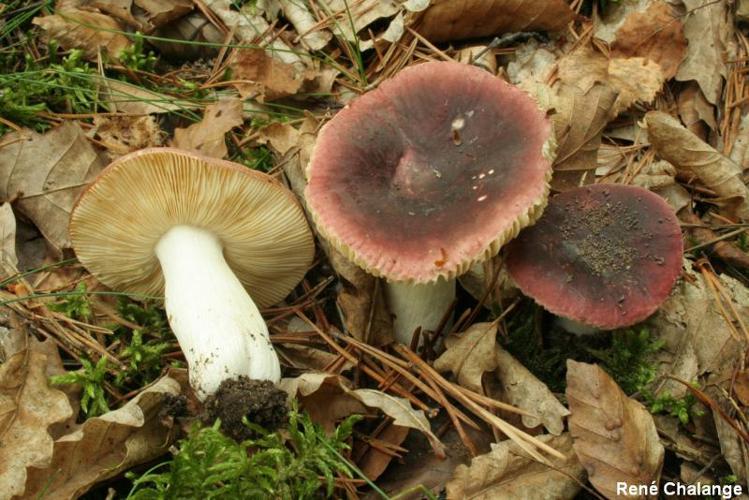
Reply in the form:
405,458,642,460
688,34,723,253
0,122,105,253
645,111,749,220
229,49,307,101
493,349,569,435
206,0,305,69
91,115,163,159
650,260,746,397
446,433,585,500
99,77,198,115
279,372,368,432
675,0,729,104
566,360,664,499
414,0,575,43
280,373,446,457
709,383,749,487
349,389,446,459
0,337,74,500
22,376,181,499
133,0,194,31
89,0,139,28
557,46,665,116
610,1,687,79
320,0,410,51
257,122,302,156
33,9,131,61
552,82,618,173
434,321,499,393
150,12,224,61
172,97,244,159
357,423,410,481
280,1,333,50
676,82,716,139
0,203,18,271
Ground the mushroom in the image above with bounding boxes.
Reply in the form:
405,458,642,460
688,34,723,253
506,184,683,334
305,61,554,344
70,148,314,399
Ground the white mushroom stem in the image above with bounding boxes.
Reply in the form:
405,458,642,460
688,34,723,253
385,278,455,345
554,316,600,336
155,225,281,400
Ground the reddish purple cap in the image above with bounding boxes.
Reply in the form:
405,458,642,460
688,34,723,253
305,61,554,283
506,184,683,329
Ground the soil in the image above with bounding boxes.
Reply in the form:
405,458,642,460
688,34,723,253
203,377,288,441
159,394,187,419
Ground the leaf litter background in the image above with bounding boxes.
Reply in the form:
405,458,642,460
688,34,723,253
0,0,748,498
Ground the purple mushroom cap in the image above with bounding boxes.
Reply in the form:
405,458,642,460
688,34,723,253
506,184,683,329
305,61,554,283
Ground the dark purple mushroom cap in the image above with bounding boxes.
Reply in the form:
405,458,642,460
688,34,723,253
506,184,683,330
305,61,554,283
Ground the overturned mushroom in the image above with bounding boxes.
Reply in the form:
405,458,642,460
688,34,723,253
306,61,554,344
70,148,314,399
506,184,683,334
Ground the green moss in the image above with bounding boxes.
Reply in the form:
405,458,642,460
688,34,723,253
48,282,92,321
127,407,361,499
50,356,110,417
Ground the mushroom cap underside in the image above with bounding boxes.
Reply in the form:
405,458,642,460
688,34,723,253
70,147,315,308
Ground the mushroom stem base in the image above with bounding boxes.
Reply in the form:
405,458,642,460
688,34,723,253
156,225,281,400
386,278,455,345
555,316,601,336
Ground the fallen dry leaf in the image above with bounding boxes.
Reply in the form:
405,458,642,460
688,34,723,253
21,376,181,499
280,373,445,457
676,0,729,104
646,111,749,220
414,0,575,43
709,383,749,487
552,82,618,173
91,115,163,158
33,9,131,61
230,49,307,101
0,122,106,253
256,122,302,156
89,0,139,28
434,322,499,393
150,12,224,60
676,82,716,139
0,203,18,272
566,360,664,499
320,0,411,51
446,433,584,500
276,344,347,372
358,423,410,481
592,0,649,42
279,372,367,432
734,370,749,406
280,1,333,50
172,97,243,159
0,337,74,499
207,0,305,70
610,1,687,79
133,0,193,30
650,260,746,397
99,77,197,115
493,349,569,435
349,389,446,459
332,250,394,347
557,46,665,116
